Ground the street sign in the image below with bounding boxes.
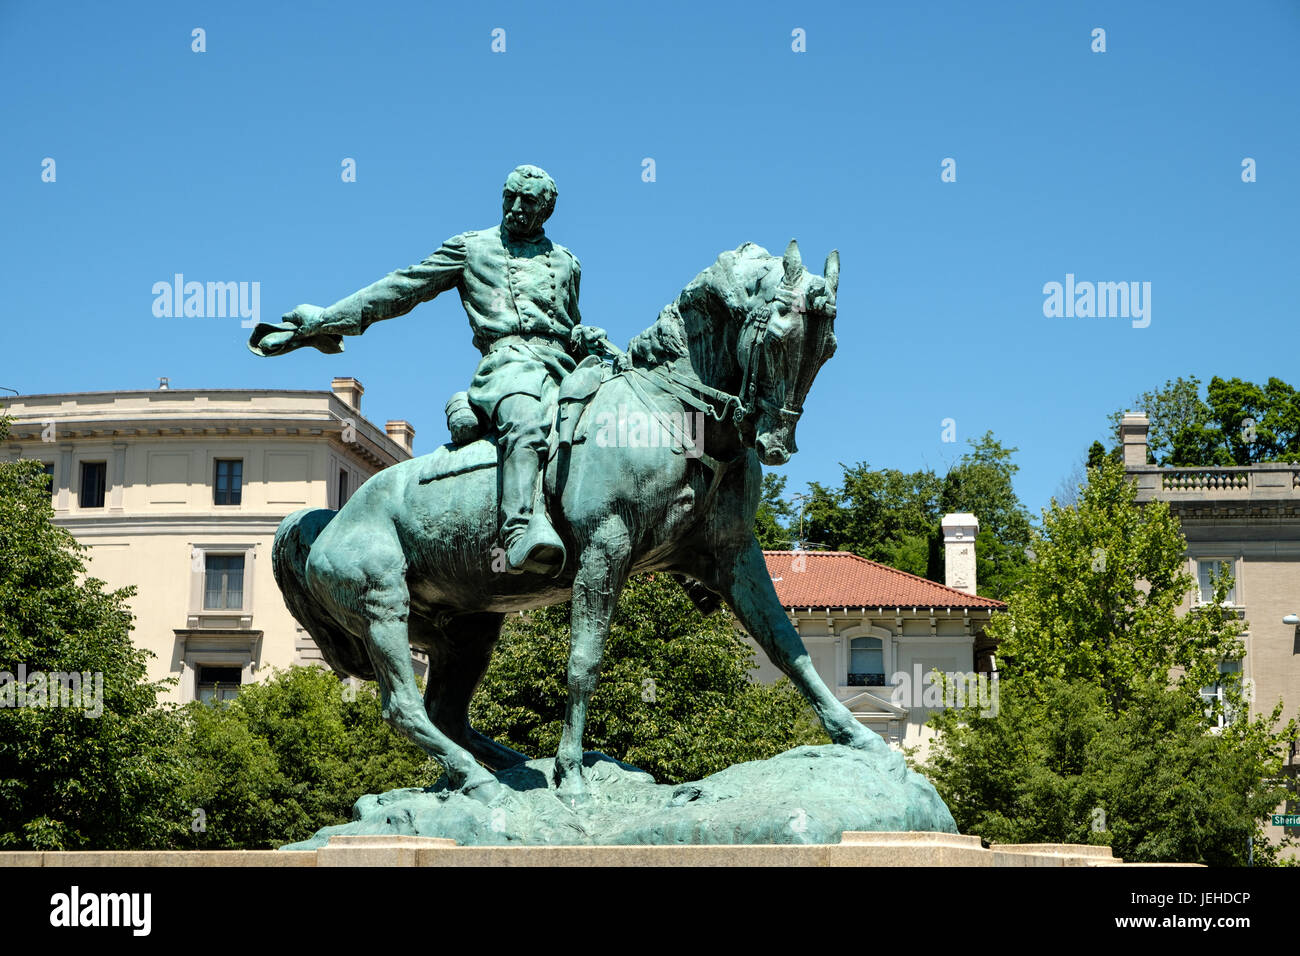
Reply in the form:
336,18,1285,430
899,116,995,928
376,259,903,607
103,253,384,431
1271,814,1300,826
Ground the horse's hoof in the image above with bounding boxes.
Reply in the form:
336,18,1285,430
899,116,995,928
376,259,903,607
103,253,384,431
556,786,591,809
461,775,504,805
552,765,588,806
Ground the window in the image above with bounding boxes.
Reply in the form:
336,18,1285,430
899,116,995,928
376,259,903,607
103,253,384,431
1197,559,1236,605
41,462,54,497
338,468,350,507
79,461,106,508
1200,659,1243,729
848,636,885,687
214,459,243,506
203,554,245,610
196,666,242,705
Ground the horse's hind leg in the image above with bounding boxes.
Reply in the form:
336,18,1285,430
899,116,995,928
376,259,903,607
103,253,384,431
359,574,501,801
418,611,531,772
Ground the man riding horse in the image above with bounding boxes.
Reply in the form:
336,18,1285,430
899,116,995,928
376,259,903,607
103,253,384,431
248,164,606,575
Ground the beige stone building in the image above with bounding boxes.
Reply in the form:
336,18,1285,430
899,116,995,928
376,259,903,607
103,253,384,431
1122,412,1300,834
754,514,1005,758
0,378,414,703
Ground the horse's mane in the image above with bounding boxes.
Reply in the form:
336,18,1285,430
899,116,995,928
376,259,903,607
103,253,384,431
628,242,780,369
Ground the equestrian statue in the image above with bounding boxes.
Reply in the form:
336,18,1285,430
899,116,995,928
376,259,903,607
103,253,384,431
247,164,912,805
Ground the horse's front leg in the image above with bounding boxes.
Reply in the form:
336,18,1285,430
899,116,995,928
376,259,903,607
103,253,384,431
710,541,906,779
554,515,631,801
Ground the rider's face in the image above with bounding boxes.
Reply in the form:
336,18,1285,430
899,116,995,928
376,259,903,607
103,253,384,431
502,181,551,236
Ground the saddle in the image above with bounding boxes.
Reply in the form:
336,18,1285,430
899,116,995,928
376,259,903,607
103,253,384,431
419,355,611,495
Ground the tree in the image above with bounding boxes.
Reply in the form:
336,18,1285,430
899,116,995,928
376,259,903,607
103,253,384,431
795,433,1034,597
993,457,1241,706
938,432,1034,600
0,417,187,850
1106,375,1300,466
928,677,1294,865
753,472,793,549
925,457,1298,864
800,465,942,576
176,666,441,849
1106,375,1209,465
469,573,827,783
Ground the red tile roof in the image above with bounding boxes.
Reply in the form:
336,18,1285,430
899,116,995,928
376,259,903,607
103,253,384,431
762,551,1005,610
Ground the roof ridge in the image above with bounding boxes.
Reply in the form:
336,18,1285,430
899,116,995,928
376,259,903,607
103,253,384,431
762,549,1005,608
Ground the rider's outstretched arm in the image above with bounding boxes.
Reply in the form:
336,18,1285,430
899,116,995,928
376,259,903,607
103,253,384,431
309,232,468,337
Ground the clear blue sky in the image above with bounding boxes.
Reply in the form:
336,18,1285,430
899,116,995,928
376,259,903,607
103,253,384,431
3,0,1297,521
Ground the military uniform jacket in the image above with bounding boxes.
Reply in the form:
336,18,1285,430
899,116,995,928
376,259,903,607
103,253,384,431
313,224,583,356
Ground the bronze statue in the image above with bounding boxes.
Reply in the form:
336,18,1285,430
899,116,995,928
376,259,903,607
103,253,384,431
251,208,899,805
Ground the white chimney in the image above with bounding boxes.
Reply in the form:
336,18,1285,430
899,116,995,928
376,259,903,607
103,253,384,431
942,513,979,595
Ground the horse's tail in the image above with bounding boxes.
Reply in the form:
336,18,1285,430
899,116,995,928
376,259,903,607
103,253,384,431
271,508,377,681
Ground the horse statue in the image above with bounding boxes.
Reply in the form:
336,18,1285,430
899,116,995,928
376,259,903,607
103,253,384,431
266,239,907,801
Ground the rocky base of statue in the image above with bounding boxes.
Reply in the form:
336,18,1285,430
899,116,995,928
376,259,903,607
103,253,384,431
281,744,957,849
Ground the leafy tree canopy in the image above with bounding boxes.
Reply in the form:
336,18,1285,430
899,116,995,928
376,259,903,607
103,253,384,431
1106,375,1300,466
0,416,187,850
926,457,1297,864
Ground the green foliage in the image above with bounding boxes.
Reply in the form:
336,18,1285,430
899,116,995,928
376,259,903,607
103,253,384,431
938,432,1034,600
470,573,827,783
801,466,941,576
994,457,1240,706
176,666,442,849
0,416,188,850
1108,375,1300,466
754,472,793,549
796,432,1031,598
926,456,1298,864
928,678,1295,865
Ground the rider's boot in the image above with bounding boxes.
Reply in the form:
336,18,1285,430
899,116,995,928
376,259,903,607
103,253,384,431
500,444,565,576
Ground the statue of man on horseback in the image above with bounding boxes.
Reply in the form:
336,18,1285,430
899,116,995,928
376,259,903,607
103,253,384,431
245,166,929,813
249,164,606,575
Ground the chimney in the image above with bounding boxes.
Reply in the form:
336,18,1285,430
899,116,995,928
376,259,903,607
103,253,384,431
1121,411,1149,466
941,513,979,595
385,420,415,455
331,377,364,411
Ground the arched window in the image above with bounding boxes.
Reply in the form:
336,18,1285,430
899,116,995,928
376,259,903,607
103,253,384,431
848,636,885,686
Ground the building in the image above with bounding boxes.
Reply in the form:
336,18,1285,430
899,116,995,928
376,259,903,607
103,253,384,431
0,378,415,703
753,513,1005,756
1122,412,1300,837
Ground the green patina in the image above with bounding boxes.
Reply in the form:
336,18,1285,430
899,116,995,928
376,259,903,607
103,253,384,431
251,165,957,842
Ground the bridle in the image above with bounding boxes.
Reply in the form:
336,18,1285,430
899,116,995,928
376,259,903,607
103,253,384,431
624,279,809,439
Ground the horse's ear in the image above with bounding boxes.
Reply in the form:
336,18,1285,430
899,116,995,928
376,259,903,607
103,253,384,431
783,239,802,285
824,250,839,298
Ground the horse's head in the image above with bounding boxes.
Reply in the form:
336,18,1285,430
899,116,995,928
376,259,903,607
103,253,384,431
740,239,839,465
626,239,839,465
